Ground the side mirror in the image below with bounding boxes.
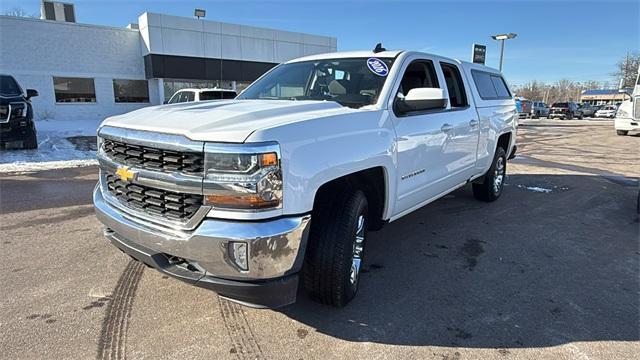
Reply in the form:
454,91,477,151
396,88,447,114
26,89,38,99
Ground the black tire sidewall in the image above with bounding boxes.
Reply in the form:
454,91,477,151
343,196,368,300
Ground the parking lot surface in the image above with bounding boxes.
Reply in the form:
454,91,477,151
1,119,638,359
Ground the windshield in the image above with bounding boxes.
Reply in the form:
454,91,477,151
237,58,395,109
0,75,22,97
552,102,568,108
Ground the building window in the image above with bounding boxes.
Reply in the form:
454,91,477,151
53,77,96,103
113,79,149,103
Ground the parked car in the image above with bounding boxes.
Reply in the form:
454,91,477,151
548,102,583,120
94,49,517,308
578,103,597,117
0,74,38,149
595,104,618,118
515,97,533,118
166,88,237,104
532,101,550,118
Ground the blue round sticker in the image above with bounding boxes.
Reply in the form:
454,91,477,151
366,58,388,76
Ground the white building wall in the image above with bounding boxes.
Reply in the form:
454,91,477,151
138,13,337,63
0,13,337,124
0,16,148,122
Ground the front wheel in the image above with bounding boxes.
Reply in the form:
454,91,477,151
616,130,628,136
303,189,368,307
473,147,507,202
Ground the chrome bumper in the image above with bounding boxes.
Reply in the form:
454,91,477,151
93,185,311,281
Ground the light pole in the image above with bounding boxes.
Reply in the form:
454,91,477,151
491,33,517,71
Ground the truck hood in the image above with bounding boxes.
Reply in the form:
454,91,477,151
100,100,353,143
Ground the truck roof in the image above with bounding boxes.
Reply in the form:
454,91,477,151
287,50,502,74
175,88,236,93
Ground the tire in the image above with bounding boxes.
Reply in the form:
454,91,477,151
23,131,38,150
473,147,507,202
303,189,368,307
567,113,573,120
616,130,628,136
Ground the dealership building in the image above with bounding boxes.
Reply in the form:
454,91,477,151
0,10,337,122
579,89,632,106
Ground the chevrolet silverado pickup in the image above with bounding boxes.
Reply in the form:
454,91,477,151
94,49,517,308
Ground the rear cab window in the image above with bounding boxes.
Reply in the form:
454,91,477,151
200,91,237,100
471,70,511,100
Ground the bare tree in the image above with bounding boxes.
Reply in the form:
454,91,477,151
612,52,640,88
4,7,39,18
514,78,609,104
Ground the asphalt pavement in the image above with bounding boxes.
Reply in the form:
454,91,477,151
0,119,638,359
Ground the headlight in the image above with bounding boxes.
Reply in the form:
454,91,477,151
203,143,282,211
616,109,629,118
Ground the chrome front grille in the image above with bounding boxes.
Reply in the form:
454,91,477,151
105,172,203,221
102,138,204,175
634,97,640,119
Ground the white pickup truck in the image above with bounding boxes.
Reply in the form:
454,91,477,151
615,69,639,136
93,49,517,308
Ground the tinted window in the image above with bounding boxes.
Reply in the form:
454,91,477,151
167,92,180,104
552,103,568,108
222,91,236,99
53,77,96,103
440,63,468,108
199,91,237,100
471,71,498,99
491,75,511,98
0,75,22,96
184,91,195,102
113,79,149,103
471,70,511,100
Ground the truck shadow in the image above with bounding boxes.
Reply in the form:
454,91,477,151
280,174,639,348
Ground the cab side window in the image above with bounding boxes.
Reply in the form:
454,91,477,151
396,60,439,98
440,63,468,108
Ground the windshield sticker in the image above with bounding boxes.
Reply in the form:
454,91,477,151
366,58,389,76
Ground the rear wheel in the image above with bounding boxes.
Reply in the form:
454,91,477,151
303,189,368,307
473,147,507,202
616,130,628,136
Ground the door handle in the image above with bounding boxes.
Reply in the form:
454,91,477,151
440,123,453,132
469,119,479,127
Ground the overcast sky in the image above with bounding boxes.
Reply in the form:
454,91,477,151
3,0,638,86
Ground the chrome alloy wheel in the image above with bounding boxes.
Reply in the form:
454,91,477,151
493,156,505,195
349,214,366,285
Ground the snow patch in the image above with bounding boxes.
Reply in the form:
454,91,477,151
0,118,100,173
517,185,553,193
0,159,98,173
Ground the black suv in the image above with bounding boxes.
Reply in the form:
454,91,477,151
548,101,583,120
0,75,39,149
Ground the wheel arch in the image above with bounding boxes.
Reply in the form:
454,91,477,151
311,166,390,231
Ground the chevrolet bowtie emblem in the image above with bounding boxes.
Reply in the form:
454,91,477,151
115,166,137,182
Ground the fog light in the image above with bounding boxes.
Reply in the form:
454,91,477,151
229,242,249,271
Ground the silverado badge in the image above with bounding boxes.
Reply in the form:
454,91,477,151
115,166,137,182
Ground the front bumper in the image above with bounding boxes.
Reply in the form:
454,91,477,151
615,117,639,131
93,185,311,308
0,119,35,143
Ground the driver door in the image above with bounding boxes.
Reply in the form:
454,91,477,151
390,56,480,216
